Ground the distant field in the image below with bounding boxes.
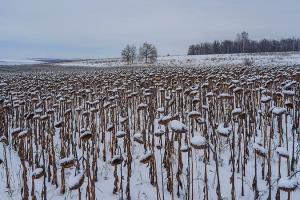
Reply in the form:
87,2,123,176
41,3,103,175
0,59,43,65
56,51,300,68
1,52,300,69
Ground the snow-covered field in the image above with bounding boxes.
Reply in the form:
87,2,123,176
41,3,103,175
2,52,300,68
57,52,300,68
0,59,44,66
158,52,300,67
0,58,300,200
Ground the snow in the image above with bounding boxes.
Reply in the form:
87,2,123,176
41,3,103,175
160,114,172,122
33,114,40,120
0,82,8,87
278,176,298,189
140,151,153,163
111,154,123,165
190,135,207,147
202,105,208,110
11,128,22,137
54,120,63,128
196,117,206,125
133,133,143,142
282,90,295,96
180,144,189,152
64,108,72,115
233,87,242,93
170,120,188,133
217,123,231,136
107,123,114,130
252,143,268,155
232,108,242,115
188,111,201,118
18,129,30,138
0,58,44,65
283,81,297,89
59,156,75,166
153,129,165,137
55,52,300,68
261,96,272,103
80,130,93,140
35,107,43,113
103,101,111,108
157,107,165,113
40,114,48,120
137,103,148,110
276,147,289,157
32,168,44,178
272,107,287,115
119,116,128,123
68,171,85,190
1,54,300,200
0,135,8,143
206,92,214,97
219,93,231,98
116,131,126,138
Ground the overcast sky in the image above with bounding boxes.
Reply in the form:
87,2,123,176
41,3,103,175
1,0,299,59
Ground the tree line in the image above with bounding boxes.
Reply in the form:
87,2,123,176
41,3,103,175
188,31,300,55
121,42,157,64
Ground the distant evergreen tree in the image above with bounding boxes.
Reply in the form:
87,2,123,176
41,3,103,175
187,31,300,55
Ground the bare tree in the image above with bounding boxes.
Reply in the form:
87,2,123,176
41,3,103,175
139,42,157,64
121,44,136,64
240,31,249,53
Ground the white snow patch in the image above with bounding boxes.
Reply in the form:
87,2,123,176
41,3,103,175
170,120,188,133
